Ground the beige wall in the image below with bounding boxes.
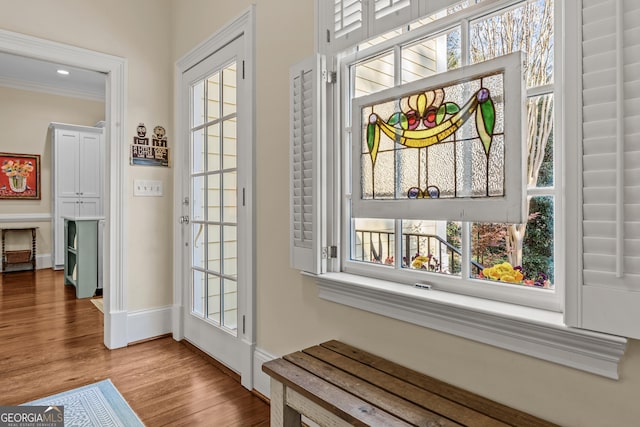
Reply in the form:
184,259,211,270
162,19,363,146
0,0,174,309
170,1,640,426
1,1,639,425
0,85,103,255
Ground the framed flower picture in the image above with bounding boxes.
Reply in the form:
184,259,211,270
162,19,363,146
0,153,41,200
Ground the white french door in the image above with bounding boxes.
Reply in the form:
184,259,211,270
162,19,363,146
180,34,254,387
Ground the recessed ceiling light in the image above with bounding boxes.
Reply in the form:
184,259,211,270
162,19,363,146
57,69,70,75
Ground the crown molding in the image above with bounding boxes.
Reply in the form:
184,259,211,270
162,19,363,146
0,76,104,101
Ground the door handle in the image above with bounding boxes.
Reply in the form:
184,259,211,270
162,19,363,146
179,215,190,224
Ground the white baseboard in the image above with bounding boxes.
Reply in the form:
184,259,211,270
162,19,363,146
127,305,173,344
253,347,277,398
104,310,128,349
36,254,52,270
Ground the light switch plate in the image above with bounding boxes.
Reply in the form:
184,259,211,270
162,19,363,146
134,179,163,196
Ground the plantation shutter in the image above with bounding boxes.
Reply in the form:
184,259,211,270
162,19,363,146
370,0,412,37
418,0,456,18
290,55,326,274
328,0,365,53
324,0,444,54
577,0,640,339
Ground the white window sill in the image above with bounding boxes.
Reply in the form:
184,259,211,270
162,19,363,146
310,272,627,380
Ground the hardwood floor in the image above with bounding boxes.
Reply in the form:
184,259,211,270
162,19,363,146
0,268,270,426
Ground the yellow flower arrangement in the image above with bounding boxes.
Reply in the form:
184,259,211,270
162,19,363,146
411,255,431,269
481,262,524,283
1,159,34,177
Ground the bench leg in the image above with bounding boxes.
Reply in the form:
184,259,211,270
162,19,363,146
270,378,302,427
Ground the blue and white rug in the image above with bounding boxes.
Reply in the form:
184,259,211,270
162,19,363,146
24,379,144,427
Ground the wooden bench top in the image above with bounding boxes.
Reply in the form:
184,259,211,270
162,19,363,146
262,340,557,427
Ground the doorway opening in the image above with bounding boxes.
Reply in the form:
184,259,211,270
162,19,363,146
0,29,127,348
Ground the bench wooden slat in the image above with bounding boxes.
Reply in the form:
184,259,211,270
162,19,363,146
301,346,507,427
262,358,413,427
320,340,558,427
284,351,463,427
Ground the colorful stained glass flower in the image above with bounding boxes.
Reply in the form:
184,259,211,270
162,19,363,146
365,86,495,167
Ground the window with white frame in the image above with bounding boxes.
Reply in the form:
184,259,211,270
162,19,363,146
339,0,559,310
291,0,640,377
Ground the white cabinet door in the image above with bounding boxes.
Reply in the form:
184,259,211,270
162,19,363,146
78,198,100,216
51,123,104,269
78,133,102,198
56,131,80,198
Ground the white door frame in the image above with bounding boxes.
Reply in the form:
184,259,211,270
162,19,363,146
0,29,129,349
173,6,256,389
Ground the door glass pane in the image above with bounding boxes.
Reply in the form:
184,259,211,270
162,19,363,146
192,175,205,222
192,80,205,128
192,128,205,174
192,270,205,316
223,225,237,279
223,278,237,329
207,73,220,121
207,174,221,222
208,224,221,272
207,274,221,324
223,171,237,223
223,118,237,170
207,123,221,172
192,223,205,269
222,63,237,116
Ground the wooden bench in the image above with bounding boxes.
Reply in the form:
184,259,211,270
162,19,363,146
262,340,557,427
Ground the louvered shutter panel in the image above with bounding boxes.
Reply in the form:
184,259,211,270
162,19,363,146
577,0,640,338
290,55,325,274
325,0,445,54
328,0,365,53
418,0,457,18
370,0,413,36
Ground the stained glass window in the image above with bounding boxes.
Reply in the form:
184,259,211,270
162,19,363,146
341,0,558,306
360,73,503,200
351,53,525,224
